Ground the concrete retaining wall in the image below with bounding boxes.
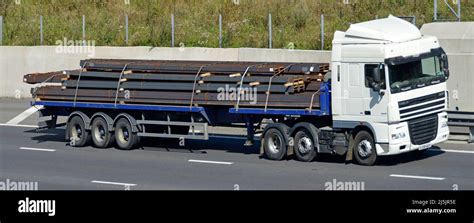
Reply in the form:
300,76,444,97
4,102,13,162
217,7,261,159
421,22,474,112
0,46,331,98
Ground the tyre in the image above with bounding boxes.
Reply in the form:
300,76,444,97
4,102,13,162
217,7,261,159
114,118,140,150
67,115,91,147
91,117,114,148
294,128,317,162
352,130,377,166
263,128,287,160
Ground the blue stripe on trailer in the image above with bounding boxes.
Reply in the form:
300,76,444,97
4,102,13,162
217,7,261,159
32,101,205,113
229,108,327,116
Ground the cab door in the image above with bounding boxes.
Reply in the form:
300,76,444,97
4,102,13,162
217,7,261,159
362,64,389,122
341,63,365,116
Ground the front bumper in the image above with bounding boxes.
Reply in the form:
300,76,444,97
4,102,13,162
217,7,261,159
377,112,450,156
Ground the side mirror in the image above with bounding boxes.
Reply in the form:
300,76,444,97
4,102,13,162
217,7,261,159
373,67,381,83
371,64,384,92
441,54,449,68
444,68,450,79
441,54,449,79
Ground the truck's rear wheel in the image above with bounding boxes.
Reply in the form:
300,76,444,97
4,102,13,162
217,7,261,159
352,130,377,166
67,115,91,147
91,117,114,148
115,118,139,150
294,129,317,162
263,128,287,160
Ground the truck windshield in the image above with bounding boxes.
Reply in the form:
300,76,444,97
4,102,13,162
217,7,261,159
388,55,447,93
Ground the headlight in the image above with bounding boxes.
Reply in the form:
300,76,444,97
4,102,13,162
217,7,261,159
391,132,406,140
441,121,448,128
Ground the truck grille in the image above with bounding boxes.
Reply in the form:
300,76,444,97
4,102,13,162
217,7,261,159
407,115,438,145
398,92,445,121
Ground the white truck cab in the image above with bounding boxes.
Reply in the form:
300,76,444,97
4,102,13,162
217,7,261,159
331,15,450,162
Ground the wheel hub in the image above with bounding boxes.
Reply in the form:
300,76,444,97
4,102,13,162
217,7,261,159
267,134,281,154
118,127,130,145
94,125,106,142
71,124,82,140
357,139,373,158
298,136,313,154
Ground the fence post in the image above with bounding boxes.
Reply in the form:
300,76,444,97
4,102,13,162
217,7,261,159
171,14,175,47
0,16,3,45
219,14,222,48
457,0,461,21
40,15,43,45
434,0,437,21
82,15,86,42
125,14,129,45
268,13,272,49
320,14,324,50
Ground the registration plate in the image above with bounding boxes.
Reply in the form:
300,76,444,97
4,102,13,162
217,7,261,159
419,144,432,150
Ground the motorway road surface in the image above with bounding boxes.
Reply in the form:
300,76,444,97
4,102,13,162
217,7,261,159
0,99,473,190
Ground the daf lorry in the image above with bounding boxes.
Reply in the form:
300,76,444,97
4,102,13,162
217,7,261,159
27,16,450,165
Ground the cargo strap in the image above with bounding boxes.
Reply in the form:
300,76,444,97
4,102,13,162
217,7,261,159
189,65,205,111
264,64,294,112
114,64,129,108
235,63,268,111
73,62,88,107
308,89,321,112
31,71,65,98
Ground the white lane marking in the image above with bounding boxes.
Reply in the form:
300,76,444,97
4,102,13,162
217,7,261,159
430,148,474,154
6,106,43,124
0,123,38,128
188,159,233,165
390,174,445,181
19,147,56,152
91,180,137,187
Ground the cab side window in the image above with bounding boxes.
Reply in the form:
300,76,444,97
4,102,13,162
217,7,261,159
364,64,386,90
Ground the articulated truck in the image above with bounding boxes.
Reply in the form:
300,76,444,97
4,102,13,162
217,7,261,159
26,16,450,165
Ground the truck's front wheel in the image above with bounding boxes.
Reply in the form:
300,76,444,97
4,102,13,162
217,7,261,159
115,118,140,150
352,131,377,166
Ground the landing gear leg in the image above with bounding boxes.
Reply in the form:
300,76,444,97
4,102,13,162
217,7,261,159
244,117,255,146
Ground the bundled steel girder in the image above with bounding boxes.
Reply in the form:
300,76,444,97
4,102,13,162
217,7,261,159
80,59,329,75
35,86,319,103
65,71,320,84
25,59,329,110
62,79,315,94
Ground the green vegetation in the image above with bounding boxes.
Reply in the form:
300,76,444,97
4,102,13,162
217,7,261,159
0,0,473,49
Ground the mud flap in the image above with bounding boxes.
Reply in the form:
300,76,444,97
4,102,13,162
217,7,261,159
345,134,354,162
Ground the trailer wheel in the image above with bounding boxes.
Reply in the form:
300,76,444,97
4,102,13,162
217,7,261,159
263,128,287,160
352,130,377,166
91,117,114,148
294,128,317,162
115,118,139,150
67,115,91,147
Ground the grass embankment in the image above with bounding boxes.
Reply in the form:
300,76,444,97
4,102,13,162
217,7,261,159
0,0,473,49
